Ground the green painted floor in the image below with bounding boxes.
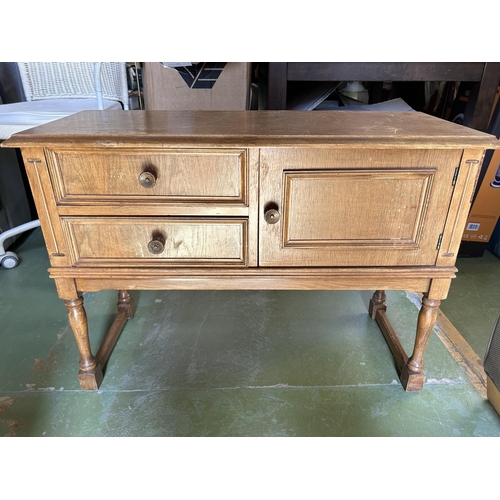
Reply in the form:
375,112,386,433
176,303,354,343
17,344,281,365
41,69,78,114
1,227,500,436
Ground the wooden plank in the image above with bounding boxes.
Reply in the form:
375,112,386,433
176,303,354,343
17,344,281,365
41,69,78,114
469,62,500,131
287,62,485,82
375,309,408,371
267,63,288,109
4,111,499,150
433,308,488,398
95,308,131,368
49,265,456,279
72,276,432,292
56,204,249,217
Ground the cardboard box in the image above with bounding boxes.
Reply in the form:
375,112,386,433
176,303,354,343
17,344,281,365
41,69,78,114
459,87,500,257
143,62,251,111
487,376,500,416
460,149,500,255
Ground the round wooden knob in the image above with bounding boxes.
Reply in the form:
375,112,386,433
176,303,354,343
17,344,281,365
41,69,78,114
147,237,165,254
138,171,156,188
264,208,280,224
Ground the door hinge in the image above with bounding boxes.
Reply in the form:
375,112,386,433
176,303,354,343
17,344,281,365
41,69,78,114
437,233,443,250
452,166,460,186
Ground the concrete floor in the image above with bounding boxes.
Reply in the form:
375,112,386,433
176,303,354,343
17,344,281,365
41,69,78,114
1,227,500,436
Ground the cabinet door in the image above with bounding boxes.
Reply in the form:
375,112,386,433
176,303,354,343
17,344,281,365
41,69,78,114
259,148,462,267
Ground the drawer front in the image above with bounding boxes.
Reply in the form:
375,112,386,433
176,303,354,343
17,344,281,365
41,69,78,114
46,148,247,204
259,148,463,267
62,217,248,266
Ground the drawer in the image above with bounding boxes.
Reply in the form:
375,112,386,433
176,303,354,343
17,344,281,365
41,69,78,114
46,148,247,205
61,217,248,266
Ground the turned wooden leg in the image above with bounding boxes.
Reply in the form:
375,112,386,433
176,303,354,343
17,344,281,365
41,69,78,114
400,295,441,391
369,290,386,319
64,295,103,390
369,289,442,392
117,290,134,319
64,290,134,391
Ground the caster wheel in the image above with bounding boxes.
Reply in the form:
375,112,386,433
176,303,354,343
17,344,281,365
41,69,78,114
1,251,19,269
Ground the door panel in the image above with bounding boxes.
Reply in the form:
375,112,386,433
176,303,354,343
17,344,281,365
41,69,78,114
282,169,433,247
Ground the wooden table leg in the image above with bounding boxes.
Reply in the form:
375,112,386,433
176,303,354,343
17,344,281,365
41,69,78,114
64,290,134,390
117,290,134,319
369,290,440,391
369,289,386,319
400,295,441,391
64,295,103,390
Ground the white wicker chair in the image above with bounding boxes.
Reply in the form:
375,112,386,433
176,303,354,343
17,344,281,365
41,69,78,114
0,62,129,140
0,62,129,268
17,62,128,108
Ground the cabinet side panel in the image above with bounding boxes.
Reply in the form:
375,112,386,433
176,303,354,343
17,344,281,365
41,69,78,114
436,149,484,266
19,148,71,267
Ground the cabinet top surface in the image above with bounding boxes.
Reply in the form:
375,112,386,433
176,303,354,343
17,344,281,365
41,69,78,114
3,110,499,149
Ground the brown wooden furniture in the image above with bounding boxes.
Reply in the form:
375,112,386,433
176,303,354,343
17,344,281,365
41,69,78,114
266,63,500,131
3,110,499,391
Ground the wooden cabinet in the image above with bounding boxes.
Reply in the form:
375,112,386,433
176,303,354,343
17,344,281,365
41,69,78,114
3,110,499,392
